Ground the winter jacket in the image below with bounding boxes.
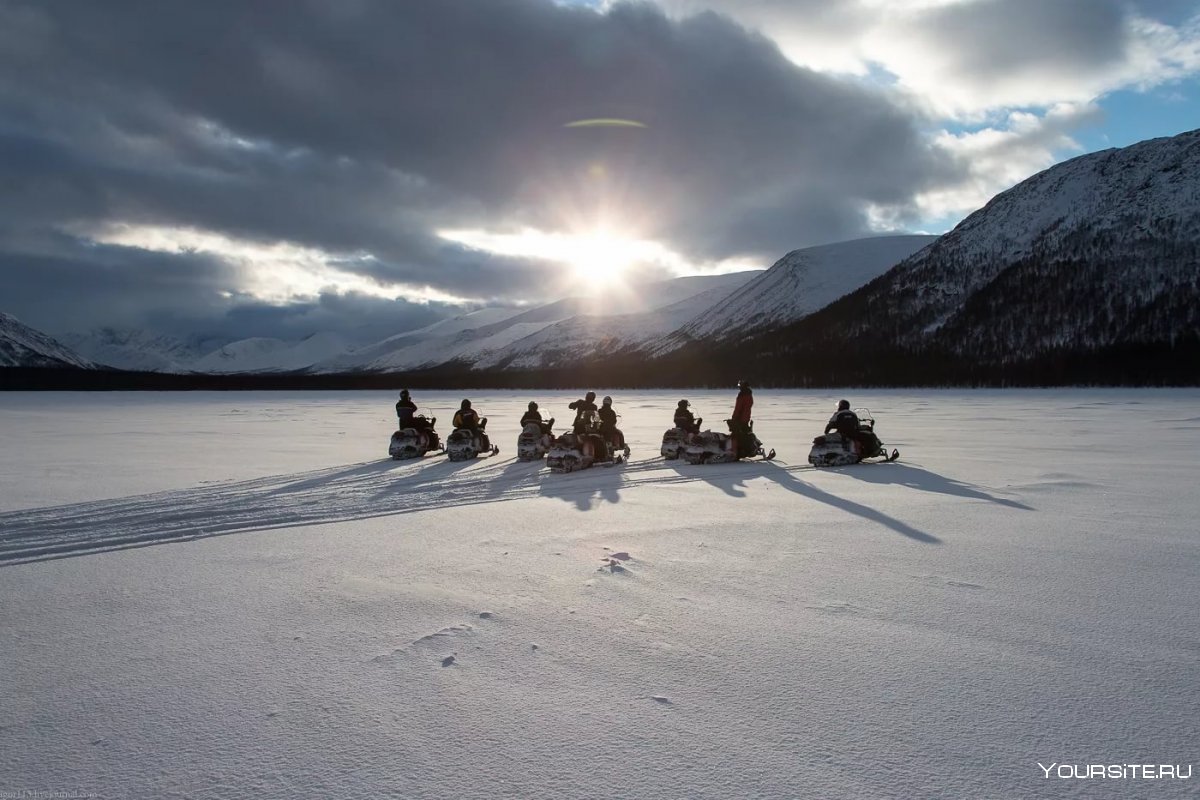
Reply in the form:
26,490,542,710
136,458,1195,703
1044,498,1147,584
396,398,417,425
598,405,618,429
674,408,697,431
569,398,598,429
825,409,860,437
454,408,481,429
520,410,543,427
731,390,753,424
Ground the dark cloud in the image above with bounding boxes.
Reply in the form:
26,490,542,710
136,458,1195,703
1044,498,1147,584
8,0,1123,340
0,234,458,342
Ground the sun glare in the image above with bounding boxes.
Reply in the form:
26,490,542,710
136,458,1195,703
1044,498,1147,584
439,226,685,287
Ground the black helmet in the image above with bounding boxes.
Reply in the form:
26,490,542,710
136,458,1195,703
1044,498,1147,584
838,399,850,410
585,391,596,402
461,399,472,410
737,380,750,391
678,399,689,408
528,401,538,410
602,395,612,406
400,389,410,398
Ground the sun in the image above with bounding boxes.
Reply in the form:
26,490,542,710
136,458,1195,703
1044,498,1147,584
565,228,645,283
437,225,675,288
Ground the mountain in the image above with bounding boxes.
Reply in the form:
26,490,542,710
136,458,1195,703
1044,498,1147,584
63,328,227,373
0,313,94,369
651,235,938,353
472,272,758,370
189,332,352,373
311,272,758,374
722,128,1200,383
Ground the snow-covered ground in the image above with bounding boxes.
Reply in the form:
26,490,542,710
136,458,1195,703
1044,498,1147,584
1,389,1197,799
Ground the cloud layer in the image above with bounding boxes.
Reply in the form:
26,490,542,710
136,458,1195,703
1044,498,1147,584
1,0,1196,339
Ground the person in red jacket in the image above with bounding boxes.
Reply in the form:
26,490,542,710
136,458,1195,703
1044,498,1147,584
730,380,754,457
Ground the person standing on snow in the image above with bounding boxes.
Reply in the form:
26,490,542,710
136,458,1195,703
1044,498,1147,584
730,380,754,456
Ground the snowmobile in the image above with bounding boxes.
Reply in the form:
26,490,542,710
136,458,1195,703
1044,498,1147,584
517,418,556,462
660,426,695,460
681,420,775,465
546,410,629,473
388,416,443,460
446,422,500,462
807,409,899,467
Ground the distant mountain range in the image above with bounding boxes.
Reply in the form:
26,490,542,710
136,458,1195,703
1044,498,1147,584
38,235,928,377
0,232,932,384
0,313,92,369
4,128,1197,386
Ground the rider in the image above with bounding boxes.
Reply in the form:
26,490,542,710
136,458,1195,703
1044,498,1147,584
453,399,491,448
396,389,416,428
520,401,554,435
825,400,859,437
598,395,626,452
396,389,434,431
825,399,880,454
673,399,701,434
569,391,598,434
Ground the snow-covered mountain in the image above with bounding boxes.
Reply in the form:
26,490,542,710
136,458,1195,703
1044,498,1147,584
189,332,352,374
877,128,1200,353
737,128,1200,379
651,235,938,354
0,313,93,369
311,272,758,374
476,273,757,370
63,328,227,373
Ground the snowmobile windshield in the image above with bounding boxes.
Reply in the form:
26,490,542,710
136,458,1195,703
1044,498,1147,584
854,409,875,427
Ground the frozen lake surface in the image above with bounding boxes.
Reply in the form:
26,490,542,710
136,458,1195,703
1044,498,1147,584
1,389,1197,798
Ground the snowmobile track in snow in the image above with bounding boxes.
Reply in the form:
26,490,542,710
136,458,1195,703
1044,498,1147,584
0,455,919,565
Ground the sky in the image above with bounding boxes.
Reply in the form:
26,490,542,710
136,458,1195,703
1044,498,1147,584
1,0,1197,342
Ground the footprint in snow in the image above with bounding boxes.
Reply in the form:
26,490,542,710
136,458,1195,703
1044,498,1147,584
602,547,632,560
598,550,634,573
441,654,456,667
412,623,474,645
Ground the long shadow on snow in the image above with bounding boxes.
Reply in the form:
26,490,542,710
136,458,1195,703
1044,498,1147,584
0,454,955,566
666,461,752,498
662,459,940,543
536,462,624,510
756,462,942,544
833,461,1033,510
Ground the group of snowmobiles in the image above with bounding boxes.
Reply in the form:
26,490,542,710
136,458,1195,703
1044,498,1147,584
389,385,899,470
389,392,499,462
